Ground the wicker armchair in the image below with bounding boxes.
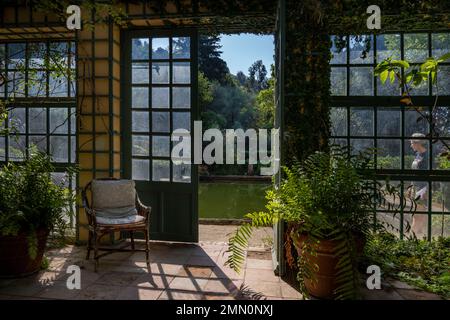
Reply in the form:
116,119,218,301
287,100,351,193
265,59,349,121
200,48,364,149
82,178,151,272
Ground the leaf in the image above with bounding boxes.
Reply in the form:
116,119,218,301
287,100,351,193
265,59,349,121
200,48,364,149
380,70,389,84
390,60,410,69
437,52,450,63
389,70,396,83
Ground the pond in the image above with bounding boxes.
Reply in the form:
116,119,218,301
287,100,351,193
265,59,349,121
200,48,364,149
199,181,271,219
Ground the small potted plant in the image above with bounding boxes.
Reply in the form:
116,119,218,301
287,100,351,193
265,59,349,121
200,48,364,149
226,146,405,299
0,151,76,277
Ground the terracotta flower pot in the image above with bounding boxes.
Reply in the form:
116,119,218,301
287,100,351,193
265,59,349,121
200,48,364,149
293,232,365,299
0,228,49,278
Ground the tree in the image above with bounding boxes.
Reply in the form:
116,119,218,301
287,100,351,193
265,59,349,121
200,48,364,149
198,71,213,113
236,71,247,86
256,79,275,129
247,60,268,91
198,35,230,84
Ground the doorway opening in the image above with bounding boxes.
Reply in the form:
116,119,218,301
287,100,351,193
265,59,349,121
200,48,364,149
196,33,275,248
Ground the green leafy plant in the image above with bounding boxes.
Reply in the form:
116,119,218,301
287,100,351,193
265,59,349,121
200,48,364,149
0,150,77,258
226,146,406,299
364,232,450,299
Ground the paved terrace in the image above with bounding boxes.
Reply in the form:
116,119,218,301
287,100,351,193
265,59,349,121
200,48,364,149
0,225,444,300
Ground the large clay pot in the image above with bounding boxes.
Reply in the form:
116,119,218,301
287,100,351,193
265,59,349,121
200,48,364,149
293,232,365,299
295,233,340,299
0,228,49,278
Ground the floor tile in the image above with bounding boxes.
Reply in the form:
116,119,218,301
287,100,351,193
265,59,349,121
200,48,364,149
116,287,163,300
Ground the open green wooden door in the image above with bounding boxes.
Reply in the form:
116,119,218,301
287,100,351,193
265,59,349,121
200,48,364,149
273,0,286,276
122,29,198,242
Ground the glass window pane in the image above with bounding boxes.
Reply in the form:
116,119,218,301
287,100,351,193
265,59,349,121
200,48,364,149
404,213,428,239
432,33,450,59
350,138,374,154
330,107,347,136
8,108,26,133
173,62,190,84
349,35,373,64
28,42,46,68
435,65,450,96
330,35,347,64
434,107,450,137
49,75,67,97
49,72,68,97
152,136,170,157
50,108,67,134
0,137,4,161
404,33,428,63
331,138,348,148
152,62,169,84
330,67,347,96
132,62,149,84
431,215,450,238
132,111,149,132
152,112,170,133
377,107,400,136
132,38,149,60
71,136,76,163
9,136,26,161
350,107,373,136
29,107,47,134
173,87,190,109
0,43,5,68
132,87,149,108
173,163,191,183
70,108,76,134
431,182,450,213
405,107,429,137
172,134,191,159
7,43,25,69
7,71,25,97
376,75,400,96
432,141,450,170
50,136,68,162
173,112,190,131
405,139,429,170
132,135,149,156
410,77,429,96
377,139,401,169
9,108,26,133
172,37,190,59
152,160,170,182
152,38,169,59
132,159,149,181
152,87,169,109
29,135,47,153
28,70,47,97
349,67,373,96
376,34,401,61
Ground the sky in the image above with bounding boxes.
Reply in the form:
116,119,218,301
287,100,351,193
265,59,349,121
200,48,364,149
219,33,275,76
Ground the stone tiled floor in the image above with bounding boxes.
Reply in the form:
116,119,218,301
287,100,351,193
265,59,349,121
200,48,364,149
0,240,444,300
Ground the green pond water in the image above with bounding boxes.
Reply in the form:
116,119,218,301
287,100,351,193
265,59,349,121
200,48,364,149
199,182,271,219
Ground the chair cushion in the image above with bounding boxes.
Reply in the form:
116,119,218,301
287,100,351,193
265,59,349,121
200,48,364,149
95,206,138,219
92,180,136,210
96,214,145,225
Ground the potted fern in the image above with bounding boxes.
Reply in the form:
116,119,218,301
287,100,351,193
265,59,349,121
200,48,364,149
0,151,76,277
226,146,400,299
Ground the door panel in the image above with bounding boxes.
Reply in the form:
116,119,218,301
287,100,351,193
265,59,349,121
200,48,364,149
122,30,198,242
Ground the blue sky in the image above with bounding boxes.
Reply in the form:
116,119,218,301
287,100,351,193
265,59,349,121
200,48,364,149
219,34,274,76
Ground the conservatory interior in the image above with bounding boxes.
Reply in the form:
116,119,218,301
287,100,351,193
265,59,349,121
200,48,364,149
0,0,448,301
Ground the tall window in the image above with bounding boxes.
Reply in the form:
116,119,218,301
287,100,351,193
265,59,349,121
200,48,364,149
330,33,450,239
0,41,76,165
0,40,77,227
